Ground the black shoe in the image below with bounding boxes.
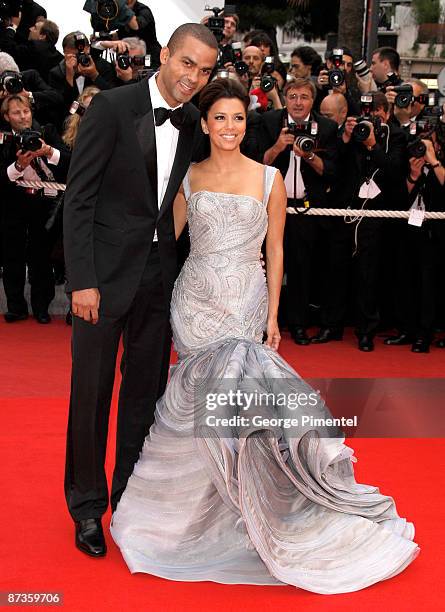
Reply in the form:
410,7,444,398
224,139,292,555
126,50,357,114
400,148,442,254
384,332,413,346
358,334,374,352
4,311,28,323
436,338,445,348
75,518,107,557
290,327,310,346
411,338,430,353
34,312,51,324
311,328,343,344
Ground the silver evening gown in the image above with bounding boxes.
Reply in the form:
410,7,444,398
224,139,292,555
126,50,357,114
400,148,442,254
111,165,419,594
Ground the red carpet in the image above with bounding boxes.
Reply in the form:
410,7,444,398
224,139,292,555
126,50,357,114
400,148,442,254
0,319,444,611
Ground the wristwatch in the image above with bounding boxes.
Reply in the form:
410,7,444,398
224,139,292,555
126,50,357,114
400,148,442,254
430,161,441,169
305,152,315,162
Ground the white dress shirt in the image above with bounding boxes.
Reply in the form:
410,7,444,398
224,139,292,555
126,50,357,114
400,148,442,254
7,147,61,183
148,73,183,209
284,113,309,200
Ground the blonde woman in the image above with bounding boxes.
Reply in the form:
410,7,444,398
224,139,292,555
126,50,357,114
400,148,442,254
62,86,100,149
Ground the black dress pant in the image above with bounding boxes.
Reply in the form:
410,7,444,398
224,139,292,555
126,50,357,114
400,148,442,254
393,223,436,339
354,218,384,335
2,193,55,314
65,245,172,520
285,210,351,330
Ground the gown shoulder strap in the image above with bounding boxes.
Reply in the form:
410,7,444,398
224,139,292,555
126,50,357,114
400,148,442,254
262,165,278,206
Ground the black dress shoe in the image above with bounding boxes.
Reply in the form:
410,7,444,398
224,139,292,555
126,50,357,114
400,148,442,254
290,327,310,346
384,332,413,346
4,311,28,323
436,338,445,348
34,312,51,324
311,328,343,344
75,518,107,557
358,334,374,352
411,338,430,353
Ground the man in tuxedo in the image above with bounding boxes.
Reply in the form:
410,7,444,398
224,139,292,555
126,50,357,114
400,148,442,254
63,23,218,558
260,77,338,345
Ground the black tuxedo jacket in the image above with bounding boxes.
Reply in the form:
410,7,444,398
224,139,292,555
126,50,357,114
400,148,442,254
63,78,204,317
259,108,338,206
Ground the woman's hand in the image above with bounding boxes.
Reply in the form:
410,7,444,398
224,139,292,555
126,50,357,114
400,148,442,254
265,318,281,351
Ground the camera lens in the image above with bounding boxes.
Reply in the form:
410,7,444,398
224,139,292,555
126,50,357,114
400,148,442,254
234,60,248,76
260,75,275,93
78,53,91,67
4,74,23,95
395,93,412,109
97,0,119,20
328,69,345,88
295,135,315,152
353,121,371,142
117,54,131,70
353,59,370,79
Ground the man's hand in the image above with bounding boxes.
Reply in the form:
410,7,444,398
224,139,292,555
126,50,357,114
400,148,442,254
77,58,99,81
33,139,53,158
11,12,21,27
72,288,101,324
317,69,329,89
100,40,130,54
16,149,37,169
275,127,295,153
423,139,438,166
342,116,357,143
409,156,425,181
249,76,261,92
65,54,78,86
115,62,133,82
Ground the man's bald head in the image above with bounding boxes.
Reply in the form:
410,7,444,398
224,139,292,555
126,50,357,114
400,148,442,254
320,92,348,126
242,45,263,76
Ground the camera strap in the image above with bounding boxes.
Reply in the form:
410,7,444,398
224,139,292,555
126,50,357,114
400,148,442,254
291,154,310,214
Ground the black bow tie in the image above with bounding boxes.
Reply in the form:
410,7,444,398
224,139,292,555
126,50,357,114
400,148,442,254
154,106,185,130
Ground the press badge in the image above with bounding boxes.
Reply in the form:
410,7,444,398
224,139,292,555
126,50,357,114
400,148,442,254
358,179,381,199
408,195,425,227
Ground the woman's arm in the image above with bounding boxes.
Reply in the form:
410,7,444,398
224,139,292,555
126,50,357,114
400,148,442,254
265,171,287,350
173,185,187,240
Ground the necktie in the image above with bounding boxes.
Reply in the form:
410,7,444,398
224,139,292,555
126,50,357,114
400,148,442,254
154,106,185,130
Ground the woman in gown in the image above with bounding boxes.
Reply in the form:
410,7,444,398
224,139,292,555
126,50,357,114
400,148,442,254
111,79,419,594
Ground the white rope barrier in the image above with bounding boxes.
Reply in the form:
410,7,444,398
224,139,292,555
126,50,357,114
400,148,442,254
286,207,445,219
13,180,445,219
16,179,66,192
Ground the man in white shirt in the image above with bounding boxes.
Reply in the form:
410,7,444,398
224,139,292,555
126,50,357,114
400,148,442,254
0,93,69,323
63,23,218,559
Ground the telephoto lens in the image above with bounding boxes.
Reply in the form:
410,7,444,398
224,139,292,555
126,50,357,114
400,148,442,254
354,59,370,79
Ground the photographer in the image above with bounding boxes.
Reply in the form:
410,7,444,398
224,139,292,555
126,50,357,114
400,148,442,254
48,32,116,117
288,46,322,79
114,36,149,85
116,0,161,70
386,78,428,129
243,46,282,111
0,52,63,126
260,77,338,345
386,126,445,353
0,93,70,324
341,92,407,351
371,46,402,90
316,48,360,115
13,0,46,42
0,17,63,82
250,32,287,91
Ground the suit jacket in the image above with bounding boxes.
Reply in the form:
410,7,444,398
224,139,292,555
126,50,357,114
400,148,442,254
117,1,161,69
63,78,204,317
0,29,63,82
259,108,338,206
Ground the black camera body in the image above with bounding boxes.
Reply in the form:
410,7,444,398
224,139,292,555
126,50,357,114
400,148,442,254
0,70,23,94
407,105,443,158
328,48,345,88
205,4,237,43
16,129,42,152
230,42,248,76
117,51,151,71
287,120,318,153
392,84,413,109
353,94,383,142
74,33,91,67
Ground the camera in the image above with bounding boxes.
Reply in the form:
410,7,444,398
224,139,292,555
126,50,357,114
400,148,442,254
231,42,248,76
328,48,345,88
74,33,91,67
0,70,23,94
407,103,443,158
204,4,237,43
117,51,151,71
83,0,133,32
392,84,413,109
287,120,318,153
0,0,22,19
16,129,42,152
353,94,382,142
354,58,370,79
260,56,276,93
69,100,88,117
